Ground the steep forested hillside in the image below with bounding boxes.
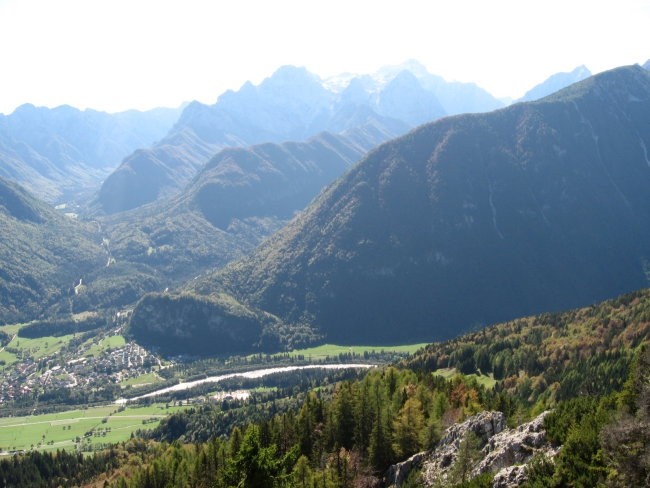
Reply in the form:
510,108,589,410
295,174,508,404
405,287,650,404
102,129,388,283
0,177,105,322
0,177,167,323
152,65,650,348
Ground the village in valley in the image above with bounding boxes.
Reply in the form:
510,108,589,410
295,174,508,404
0,314,164,407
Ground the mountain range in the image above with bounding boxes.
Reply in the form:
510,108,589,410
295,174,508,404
93,62,503,215
127,65,650,352
102,127,392,283
518,65,592,101
0,104,180,203
2,61,647,339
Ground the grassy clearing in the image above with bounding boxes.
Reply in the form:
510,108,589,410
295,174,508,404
285,343,428,360
0,324,23,336
432,367,497,389
4,334,77,361
0,403,186,453
0,349,17,371
468,373,497,389
121,372,161,387
432,367,457,379
0,322,125,362
84,335,126,357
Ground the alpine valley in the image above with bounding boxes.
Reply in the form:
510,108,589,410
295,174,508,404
0,61,649,488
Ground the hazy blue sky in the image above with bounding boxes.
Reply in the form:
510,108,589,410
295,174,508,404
0,0,648,114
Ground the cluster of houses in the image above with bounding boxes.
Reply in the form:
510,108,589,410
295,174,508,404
0,339,163,405
0,359,36,403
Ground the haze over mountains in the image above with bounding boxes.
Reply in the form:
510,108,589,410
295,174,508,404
0,104,181,203
518,65,592,101
93,62,503,214
0,61,596,216
127,65,650,352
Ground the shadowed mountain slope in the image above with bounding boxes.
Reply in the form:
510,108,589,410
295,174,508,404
146,64,650,348
104,128,389,283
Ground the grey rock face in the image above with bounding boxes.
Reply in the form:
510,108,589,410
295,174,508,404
473,411,550,476
385,451,429,487
421,411,506,484
491,465,529,488
386,411,505,487
386,410,558,488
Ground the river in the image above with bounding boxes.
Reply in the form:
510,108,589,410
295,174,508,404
115,363,375,404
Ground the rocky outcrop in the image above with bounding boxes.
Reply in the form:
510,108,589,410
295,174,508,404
474,411,551,476
491,465,528,488
385,451,429,487
420,411,506,484
386,411,505,487
386,410,558,488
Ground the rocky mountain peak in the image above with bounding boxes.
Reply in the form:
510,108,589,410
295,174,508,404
265,65,322,86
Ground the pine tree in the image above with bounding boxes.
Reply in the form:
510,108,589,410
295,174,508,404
392,397,425,459
292,455,312,488
449,431,483,485
333,382,355,450
368,407,393,473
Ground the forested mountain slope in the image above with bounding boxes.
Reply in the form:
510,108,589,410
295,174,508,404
0,176,169,324
0,177,105,322
103,128,386,283
160,65,650,346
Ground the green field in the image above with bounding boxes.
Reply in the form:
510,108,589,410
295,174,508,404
1,333,76,363
0,349,17,371
0,403,185,453
285,343,428,359
0,323,126,371
0,324,23,336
